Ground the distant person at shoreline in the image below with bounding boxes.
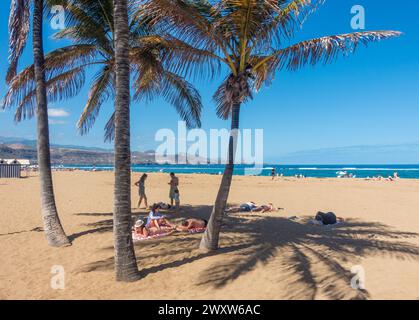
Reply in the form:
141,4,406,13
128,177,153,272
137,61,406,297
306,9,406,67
134,173,148,208
271,168,276,180
168,172,179,207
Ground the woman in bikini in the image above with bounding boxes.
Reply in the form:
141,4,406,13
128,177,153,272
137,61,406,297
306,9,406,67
134,173,148,208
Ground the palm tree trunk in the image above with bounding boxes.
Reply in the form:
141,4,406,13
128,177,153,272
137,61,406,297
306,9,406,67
200,102,241,251
113,0,140,282
33,0,70,247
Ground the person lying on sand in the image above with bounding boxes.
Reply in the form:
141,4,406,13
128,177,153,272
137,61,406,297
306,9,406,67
133,219,150,237
176,218,208,232
251,203,282,213
225,201,257,213
146,204,175,230
133,218,175,238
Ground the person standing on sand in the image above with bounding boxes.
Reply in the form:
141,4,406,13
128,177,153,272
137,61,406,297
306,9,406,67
135,173,148,208
168,172,179,207
271,168,276,180
173,189,180,214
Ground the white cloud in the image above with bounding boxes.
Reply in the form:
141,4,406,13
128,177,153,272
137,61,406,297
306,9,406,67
49,119,67,125
48,108,70,117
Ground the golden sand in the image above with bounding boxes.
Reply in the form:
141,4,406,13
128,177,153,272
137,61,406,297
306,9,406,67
0,171,418,299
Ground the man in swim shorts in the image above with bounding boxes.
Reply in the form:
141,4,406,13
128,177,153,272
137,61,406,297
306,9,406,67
168,172,179,207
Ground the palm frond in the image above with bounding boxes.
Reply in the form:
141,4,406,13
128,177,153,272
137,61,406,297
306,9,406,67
106,70,203,142
134,70,203,129
252,31,402,89
142,0,237,72
3,44,98,115
160,71,203,128
52,1,114,55
132,34,222,81
256,0,325,49
8,66,86,122
104,112,115,142
77,66,114,135
7,0,30,83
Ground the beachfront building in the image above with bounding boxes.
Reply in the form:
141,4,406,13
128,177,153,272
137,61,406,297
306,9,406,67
0,159,31,178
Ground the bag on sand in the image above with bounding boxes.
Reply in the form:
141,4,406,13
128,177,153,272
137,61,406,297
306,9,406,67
315,211,337,225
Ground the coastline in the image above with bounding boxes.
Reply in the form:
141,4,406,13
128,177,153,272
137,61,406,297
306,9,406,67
45,163,419,179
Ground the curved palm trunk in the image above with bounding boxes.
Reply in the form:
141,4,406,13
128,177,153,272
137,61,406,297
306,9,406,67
113,0,140,281
200,102,240,251
33,0,70,247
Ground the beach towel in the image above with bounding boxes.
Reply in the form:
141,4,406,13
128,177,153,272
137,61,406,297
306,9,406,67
132,227,174,242
187,227,206,234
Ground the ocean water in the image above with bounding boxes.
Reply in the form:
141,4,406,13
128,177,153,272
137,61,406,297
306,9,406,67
56,164,419,179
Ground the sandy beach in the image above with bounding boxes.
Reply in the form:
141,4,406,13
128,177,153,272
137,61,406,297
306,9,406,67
0,171,418,300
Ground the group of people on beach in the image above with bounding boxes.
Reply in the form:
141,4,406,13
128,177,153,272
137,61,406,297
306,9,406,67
366,172,399,181
133,202,208,238
131,171,283,240
132,172,208,239
134,172,180,212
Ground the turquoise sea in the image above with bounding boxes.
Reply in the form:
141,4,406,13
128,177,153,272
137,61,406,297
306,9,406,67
55,164,419,179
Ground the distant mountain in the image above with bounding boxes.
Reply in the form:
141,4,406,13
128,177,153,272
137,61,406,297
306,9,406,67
277,142,419,164
0,136,155,165
0,136,210,165
0,136,110,152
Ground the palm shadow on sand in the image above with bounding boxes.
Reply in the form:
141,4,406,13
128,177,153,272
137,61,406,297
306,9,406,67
196,214,419,299
75,205,419,299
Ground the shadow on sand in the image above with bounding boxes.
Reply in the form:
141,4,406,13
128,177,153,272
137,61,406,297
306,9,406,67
75,205,419,299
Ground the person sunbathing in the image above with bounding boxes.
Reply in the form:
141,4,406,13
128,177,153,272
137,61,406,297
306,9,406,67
176,218,208,232
251,203,281,213
133,218,176,239
146,204,175,230
225,201,257,213
133,219,150,237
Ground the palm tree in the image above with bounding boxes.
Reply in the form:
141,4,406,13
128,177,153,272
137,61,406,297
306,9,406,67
142,0,401,251
4,0,211,140
5,0,70,247
5,0,210,280
112,0,140,281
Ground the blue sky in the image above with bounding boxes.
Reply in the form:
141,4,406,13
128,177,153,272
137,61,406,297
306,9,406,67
0,0,418,163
